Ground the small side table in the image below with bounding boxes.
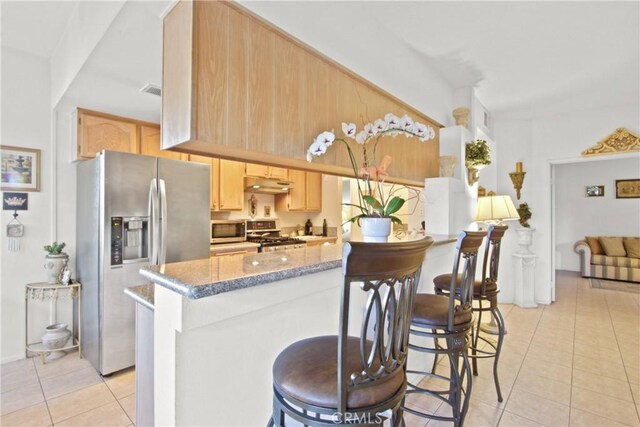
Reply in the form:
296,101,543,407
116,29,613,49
25,282,81,364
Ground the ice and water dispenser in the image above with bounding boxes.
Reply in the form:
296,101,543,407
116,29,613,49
110,216,149,266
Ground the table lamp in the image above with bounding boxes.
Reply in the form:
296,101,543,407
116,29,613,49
474,193,520,227
474,192,519,335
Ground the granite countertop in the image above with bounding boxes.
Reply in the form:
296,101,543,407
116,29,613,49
124,283,155,310
139,235,456,300
140,244,343,299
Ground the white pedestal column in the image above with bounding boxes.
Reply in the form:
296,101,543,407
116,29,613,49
513,228,537,308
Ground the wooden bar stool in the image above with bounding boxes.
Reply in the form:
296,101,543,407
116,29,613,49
269,237,433,426
404,231,486,427
433,225,508,402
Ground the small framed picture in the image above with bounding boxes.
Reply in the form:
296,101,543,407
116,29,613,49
585,185,604,197
616,179,640,199
2,192,28,210
264,205,271,217
1,146,41,192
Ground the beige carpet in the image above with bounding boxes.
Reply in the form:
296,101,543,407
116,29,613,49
590,278,640,293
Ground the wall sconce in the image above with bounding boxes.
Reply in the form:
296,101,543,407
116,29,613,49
509,162,526,200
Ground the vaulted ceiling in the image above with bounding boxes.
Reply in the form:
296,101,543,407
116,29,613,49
2,1,638,121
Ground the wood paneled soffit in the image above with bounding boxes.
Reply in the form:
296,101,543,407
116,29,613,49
162,0,442,185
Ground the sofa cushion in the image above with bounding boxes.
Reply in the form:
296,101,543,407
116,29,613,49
586,236,604,255
591,255,640,269
623,238,640,258
599,237,626,257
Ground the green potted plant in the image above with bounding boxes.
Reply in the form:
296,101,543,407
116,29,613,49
517,202,532,228
44,242,68,284
306,113,435,241
465,139,491,185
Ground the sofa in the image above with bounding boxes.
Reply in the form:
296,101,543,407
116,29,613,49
574,236,640,283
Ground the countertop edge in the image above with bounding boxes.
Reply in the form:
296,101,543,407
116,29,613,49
140,258,343,300
124,284,155,311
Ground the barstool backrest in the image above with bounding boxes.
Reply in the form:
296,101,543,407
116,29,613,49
338,237,433,413
447,230,486,330
479,225,508,295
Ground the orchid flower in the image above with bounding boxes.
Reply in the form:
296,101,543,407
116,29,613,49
342,122,356,139
355,131,368,145
305,112,436,222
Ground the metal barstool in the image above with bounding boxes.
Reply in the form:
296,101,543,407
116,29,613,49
433,225,508,402
269,237,433,426
404,230,486,427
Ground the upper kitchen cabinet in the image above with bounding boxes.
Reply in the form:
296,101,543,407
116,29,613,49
140,125,188,161
76,109,138,160
274,170,322,212
189,155,244,211
245,163,288,180
162,0,442,186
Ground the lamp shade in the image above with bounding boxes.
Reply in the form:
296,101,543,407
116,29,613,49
475,194,520,222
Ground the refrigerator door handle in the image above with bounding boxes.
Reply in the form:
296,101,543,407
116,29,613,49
148,179,159,264
159,178,168,265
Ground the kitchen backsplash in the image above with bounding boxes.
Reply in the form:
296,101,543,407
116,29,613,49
281,226,338,237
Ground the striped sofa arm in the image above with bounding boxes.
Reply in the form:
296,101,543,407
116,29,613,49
574,240,592,277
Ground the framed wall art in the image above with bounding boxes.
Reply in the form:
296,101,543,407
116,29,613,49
585,185,604,197
615,179,640,199
1,146,41,192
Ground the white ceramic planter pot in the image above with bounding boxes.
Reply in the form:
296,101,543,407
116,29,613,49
44,253,69,284
515,227,536,254
42,323,72,350
360,217,392,242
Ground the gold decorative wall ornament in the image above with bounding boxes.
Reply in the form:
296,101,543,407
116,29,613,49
581,128,640,156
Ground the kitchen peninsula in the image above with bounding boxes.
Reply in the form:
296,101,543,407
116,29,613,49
128,235,456,426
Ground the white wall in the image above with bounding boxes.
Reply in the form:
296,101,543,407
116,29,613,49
554,158,640,271
494,102,640,304
1,48,60,362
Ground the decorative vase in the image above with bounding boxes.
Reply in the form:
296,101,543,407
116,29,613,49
42,323,72,350
439,156,457,177
515,227,536,254
466,164,486,186
452,107,470,129
360,217,392,242
45,253,69,284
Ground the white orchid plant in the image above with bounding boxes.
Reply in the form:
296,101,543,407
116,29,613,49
306,113,435,224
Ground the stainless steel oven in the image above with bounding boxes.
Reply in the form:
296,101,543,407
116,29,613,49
211,220,246,244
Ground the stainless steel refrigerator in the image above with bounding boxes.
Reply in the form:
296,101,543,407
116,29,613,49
76,150,210,375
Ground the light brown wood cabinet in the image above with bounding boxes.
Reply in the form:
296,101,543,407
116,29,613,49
305,238,337,247
275,170,322,212
189,155,244,211
76,109,138,159
162,0,441,186
76,108,188,161
245,163,287,179
140,125,188,161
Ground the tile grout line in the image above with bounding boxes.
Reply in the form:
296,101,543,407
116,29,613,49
494,304,546,426
602,287,640,423
31,356,54,426
568,272,580,424
102,374,135,425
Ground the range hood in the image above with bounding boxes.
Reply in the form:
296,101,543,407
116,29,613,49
244,177,294,194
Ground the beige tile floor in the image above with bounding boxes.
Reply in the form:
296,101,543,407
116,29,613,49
1,353,135,426
405,271,640,426
1,271,638,426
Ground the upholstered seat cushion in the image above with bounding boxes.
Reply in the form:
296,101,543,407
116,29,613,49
411,293,472,327
591,255,640,268
433,273,498,295
272,335,404,410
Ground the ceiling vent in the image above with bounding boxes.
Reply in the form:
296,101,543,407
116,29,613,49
140,83,162,97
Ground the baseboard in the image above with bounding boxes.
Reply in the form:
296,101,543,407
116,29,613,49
1,353,27,365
